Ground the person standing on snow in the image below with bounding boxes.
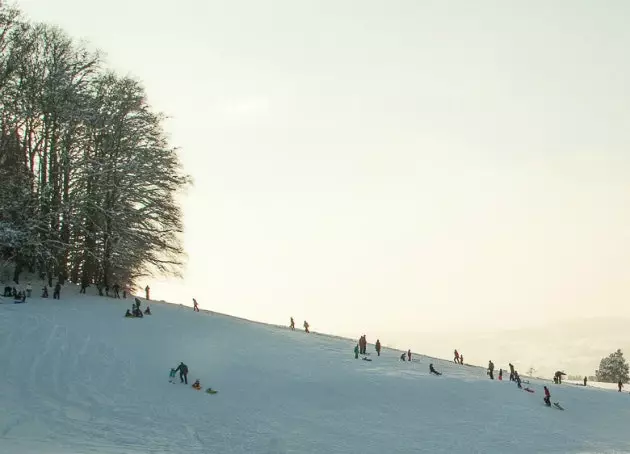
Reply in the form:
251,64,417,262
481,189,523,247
303,320,310,333
499,369,503,381
407,349,412,362
375,339,381,356
354,344,359,359
53,282,61,299
488,360,495,380
543,386,551,406
193,298,199,312
145,285,150,300
509,363,515,381
583,376,587,386
618,380,624,392
454,349,460,364
289,317,295,330
174,362,189,384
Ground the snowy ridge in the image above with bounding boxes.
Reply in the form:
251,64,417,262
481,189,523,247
1,287,630,453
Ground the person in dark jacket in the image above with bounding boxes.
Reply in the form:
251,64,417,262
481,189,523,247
144,306,151,315
429,364,442,376
53,282,61,299
375,339,381,356
175,362,189,384
583,376,588,386
488,360,495,380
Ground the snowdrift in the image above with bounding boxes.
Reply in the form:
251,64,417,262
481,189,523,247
1,288,629,453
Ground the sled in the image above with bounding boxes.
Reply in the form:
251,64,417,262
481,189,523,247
362,357,372,362
206,388,218,394
553,402,564,410
524,387,535,393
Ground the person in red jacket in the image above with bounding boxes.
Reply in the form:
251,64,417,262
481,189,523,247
543,386,551,406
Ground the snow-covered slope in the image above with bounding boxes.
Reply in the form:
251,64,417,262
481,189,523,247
1,288,629,453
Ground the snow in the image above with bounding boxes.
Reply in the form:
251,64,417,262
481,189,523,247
1,287,630,453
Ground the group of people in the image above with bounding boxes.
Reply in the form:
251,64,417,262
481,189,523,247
124,298,151,318
289,317,310,333
453,350,464,365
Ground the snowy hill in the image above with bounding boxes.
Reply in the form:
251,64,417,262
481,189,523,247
1,288,630,453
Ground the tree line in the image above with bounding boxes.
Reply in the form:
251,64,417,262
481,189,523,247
0,5,191,289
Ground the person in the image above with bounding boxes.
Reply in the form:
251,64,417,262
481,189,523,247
169,368,177,383
407,349,412,362
499,369,503,381
144,306,151,315
26,282,32,298
113,283,120,298
375,339,381,356
515,372,522,389
618,380,624,392
509,363,515,381
354,344,359,359
460,354,464,365
42,286,49,298
429,363,441,376
193,298,199,312
134,297,142,310
125,309,132,317
454,349,460,363
145,285,150,300
174,362,189,384
133,307,144,318
3,286,11,297
289,317,295,330
554,371,565,385
543,386,551,406
53,282,61,299
584,376,588,386
192,379,201,390
488,360,495,380
400,353,406,362
303,320,310,333
80,282,88,294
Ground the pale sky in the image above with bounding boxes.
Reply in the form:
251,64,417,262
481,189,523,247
17,0,630,373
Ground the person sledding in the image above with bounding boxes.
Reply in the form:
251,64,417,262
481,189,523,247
132,306,143,317
429,363,442,376
192,379,202,390
144,306,151,315
400,352,406,361
174,362,189,384
375,339,381,356
515,372,522,389
543,386,551,406
125,309,133,317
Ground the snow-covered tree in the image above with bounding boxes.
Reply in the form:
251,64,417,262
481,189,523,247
595,349,629,383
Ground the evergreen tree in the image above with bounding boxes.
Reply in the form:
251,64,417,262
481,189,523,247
595,349,629,383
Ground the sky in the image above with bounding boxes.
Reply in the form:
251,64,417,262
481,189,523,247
15,0,630,374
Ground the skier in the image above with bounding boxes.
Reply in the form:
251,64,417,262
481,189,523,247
193,298,199,312
289,317,295,330
169,368,177,383
145,285,150,300
407,349,412,362
509,363,515,381
354,344,359,359
543,386,551,406
488,360,495,380
174,362,189,384
583,376,587,386
303,320,310,333
618,380,624,392
429,363,442,376
499,369,503,381
400,353,406,362
53,282,61,300
375,339,381,356
454,349,460,364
